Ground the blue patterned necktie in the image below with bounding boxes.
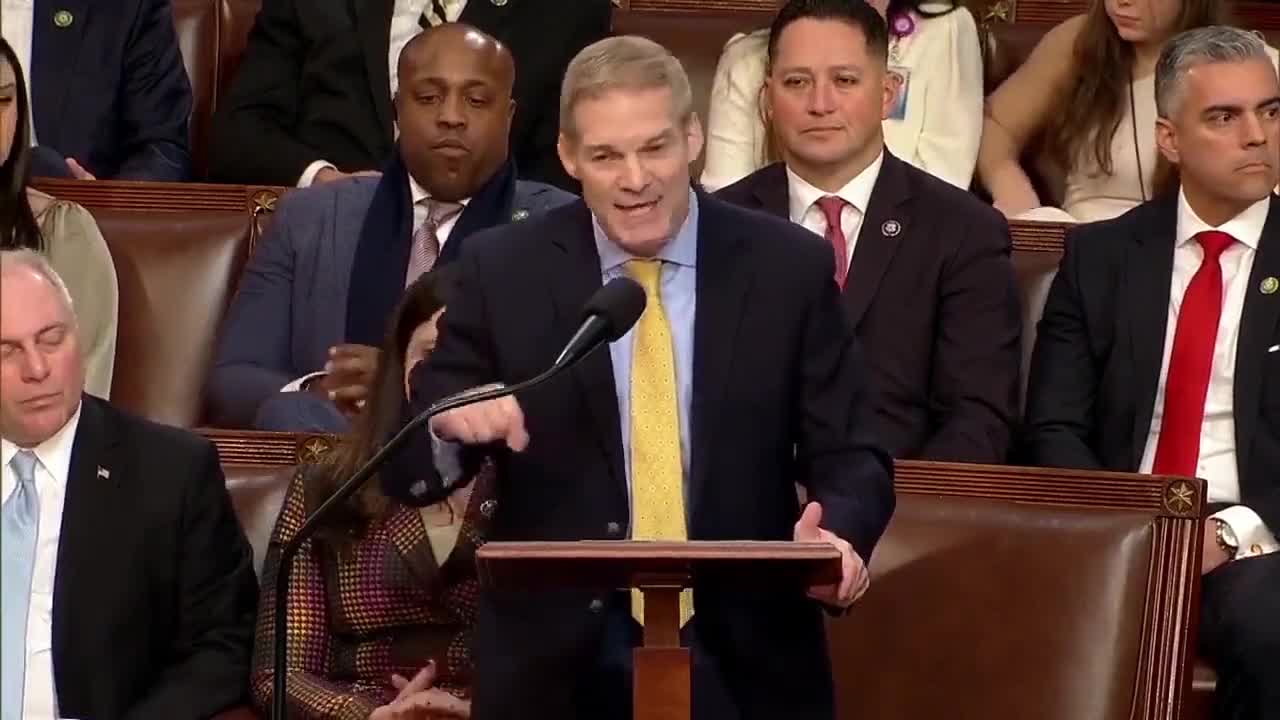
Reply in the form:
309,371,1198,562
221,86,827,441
2,450,40,720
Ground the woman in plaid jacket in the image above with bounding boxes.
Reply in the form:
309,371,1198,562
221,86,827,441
251,269,490,719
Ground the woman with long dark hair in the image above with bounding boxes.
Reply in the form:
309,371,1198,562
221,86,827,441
252,268,487,719
977,0,1270,222
1,37,118,397
700,0,984,191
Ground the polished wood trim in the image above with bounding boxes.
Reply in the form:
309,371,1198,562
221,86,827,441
616,0,776,12
199,428,336,466
32,178,286,214
1010,219,1068,254
894,461,1204,518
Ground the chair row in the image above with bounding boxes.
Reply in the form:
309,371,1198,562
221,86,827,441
31,177,1069,429
203,428,1212,720
164,0,1280,180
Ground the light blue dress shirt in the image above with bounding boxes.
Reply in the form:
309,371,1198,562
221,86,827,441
592,191,699,503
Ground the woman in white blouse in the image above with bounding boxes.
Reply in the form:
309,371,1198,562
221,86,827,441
700,0,984,191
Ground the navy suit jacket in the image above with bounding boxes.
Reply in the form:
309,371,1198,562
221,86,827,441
397,194,895,720
716,154,1022,462
1024,192,1280,531
30,0,191,180
53,396,257,719
207,174,575,431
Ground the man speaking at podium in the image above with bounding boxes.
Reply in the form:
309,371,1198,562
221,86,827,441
387,35,895,720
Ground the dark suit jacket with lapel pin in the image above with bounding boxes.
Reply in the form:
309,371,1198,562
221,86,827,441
1023,192,1280,531
715,153,1023,463
399,193,895,719
50,395,257,719
208,0,612,189
29,0,192,180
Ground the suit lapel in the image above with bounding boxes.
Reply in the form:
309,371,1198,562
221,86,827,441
1232,196,1280,486
1125,195,1178,470
30,0,90,142
548,208,626,497
51,397,119,694
690,195,751,521
355,0,396,140
843,153,911,326
747,163,791,220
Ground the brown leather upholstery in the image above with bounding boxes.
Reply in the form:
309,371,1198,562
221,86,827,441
225,465,293,578
612,11,769,177
1011,247,1060,409
33,179,286,426
829,461,1205,720
98,208,252,426
172,0,219,178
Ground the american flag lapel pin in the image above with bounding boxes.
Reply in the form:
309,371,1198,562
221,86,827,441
97,466,111,480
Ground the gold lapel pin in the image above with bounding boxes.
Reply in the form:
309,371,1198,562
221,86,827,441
1262,276,1279,295
53,9,74,27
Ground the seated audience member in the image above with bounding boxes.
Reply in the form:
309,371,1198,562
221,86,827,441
1023,27,1278,719
1,40,117,398
252,269,489,719
209,0,611,190
0,0,191,180
978,0,1278,223
701,0,983,191
716,0,1021,462
0,250,257,719
208,25,575,432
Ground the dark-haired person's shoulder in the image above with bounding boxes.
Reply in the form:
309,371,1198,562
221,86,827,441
93,396,218,464
1060,199,1150,262
701,192,833,273
463,197,593,260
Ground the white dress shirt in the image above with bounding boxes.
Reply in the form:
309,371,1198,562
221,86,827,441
786,151,883,272
299,0,468,187
280,174,468,392
700,4,983,192
1137,190,1277,558
1,0,38,144
1,406,82,720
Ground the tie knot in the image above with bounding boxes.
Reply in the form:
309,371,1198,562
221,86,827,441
815,195,848,226
624,259,663,295
1195,230,1236,260
426,200,463,225
8,451,36,486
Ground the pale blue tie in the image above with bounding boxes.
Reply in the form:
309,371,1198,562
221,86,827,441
2,450,39,720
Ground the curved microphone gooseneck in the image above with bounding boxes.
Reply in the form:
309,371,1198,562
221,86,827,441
271,276,646,719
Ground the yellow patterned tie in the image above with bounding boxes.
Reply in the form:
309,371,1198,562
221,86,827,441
625,259,693,628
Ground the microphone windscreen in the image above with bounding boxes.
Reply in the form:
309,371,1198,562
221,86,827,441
584,276,647,341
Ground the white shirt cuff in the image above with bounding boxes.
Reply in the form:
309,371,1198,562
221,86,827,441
297,160,336,188
1210,505,1280,559
430,429,464,489
280,371,327,393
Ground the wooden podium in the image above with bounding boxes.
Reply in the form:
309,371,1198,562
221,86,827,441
476,541,842,720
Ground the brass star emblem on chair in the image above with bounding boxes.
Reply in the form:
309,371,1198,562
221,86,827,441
1164,480,1197,516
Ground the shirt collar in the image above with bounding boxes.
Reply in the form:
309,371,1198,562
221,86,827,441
786,150,884,224
409,173,471,209
1,401,82,489
593,189,700,273
1175,187,1268,251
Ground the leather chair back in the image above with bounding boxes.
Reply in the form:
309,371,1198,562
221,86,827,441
33,179,286,426
828,461,1204,720
97,208,252,426
172,0,219,178
205,430,338,577
1011,247,1061,409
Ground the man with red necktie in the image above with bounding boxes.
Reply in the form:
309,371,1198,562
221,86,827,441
715,0,1022,464
1024,26,1280,720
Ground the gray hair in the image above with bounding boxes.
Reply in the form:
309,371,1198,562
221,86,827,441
1,249,76,320
559,35,694,140
1156,26,1272,118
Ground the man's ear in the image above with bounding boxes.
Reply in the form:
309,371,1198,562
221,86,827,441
1155,117,1181,166
557,133,581,181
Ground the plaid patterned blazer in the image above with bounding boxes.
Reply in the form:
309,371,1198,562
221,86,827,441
251,463,495,719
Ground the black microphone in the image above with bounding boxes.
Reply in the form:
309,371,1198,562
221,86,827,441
271,276,645,719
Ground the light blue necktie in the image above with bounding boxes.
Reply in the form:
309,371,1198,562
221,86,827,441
2,450,39,720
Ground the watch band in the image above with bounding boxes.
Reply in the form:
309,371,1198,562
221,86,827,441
1214,519,1239,559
